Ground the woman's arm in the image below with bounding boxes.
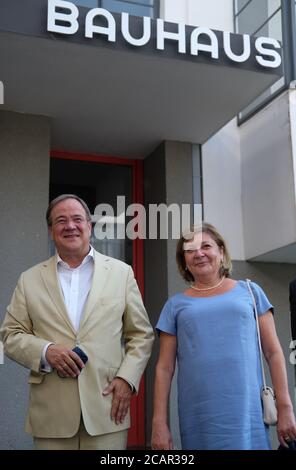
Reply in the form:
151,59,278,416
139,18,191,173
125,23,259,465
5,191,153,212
259,311,296,447
151,332,177,450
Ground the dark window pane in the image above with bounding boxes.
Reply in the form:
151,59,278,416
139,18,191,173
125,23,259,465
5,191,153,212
71,0,156,17
102,0,153,16
235,0,284,121
254,10,282,40
72,0,98,7
50,158,133,265
236,0,281,18
236,0,280,35
127,0,154,4
235,0,250,14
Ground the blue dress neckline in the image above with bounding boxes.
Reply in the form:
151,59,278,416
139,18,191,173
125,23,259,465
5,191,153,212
180,279,243,299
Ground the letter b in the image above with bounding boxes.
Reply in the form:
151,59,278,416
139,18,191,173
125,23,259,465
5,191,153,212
47,0,79,35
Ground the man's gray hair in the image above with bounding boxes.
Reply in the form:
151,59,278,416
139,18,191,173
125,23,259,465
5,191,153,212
46,194,92,226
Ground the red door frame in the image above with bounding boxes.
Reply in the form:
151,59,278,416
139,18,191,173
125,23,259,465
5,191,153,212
50,150,145,448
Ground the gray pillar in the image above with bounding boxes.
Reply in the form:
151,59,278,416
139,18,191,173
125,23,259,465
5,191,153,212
0,111,50,449
144,141,194,449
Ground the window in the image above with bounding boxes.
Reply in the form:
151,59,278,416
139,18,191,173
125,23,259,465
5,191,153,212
234,0,286,122
71,0,159,18
234,0,281,36
72,0,97,7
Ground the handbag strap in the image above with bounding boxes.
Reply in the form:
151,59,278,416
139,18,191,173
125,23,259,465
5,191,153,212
246,279,267,390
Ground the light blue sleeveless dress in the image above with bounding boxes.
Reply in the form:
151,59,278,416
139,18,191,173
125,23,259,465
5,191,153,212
156,281,273,450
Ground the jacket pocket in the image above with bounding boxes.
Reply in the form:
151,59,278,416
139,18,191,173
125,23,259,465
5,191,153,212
28,371,45,384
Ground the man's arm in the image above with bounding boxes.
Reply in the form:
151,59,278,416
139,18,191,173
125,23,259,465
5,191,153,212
102,266,154,424
116,266,154,392
0,274,49,373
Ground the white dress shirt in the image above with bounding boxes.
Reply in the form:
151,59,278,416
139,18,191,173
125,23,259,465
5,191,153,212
57,247,94,331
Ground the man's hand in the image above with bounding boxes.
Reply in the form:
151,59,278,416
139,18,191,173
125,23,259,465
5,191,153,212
45,344,85,378
102,377,133,424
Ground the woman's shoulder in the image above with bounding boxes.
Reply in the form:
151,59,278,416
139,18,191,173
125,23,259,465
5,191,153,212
167,292,186,304
238,279,265,292
221,279,267,301
237,279,272,305
161,292,190,310
234,279,261,288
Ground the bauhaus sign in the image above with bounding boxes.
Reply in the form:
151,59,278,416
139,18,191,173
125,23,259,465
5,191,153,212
47,0,282,70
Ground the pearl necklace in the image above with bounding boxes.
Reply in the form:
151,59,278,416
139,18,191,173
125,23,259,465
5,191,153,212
190,276,225,292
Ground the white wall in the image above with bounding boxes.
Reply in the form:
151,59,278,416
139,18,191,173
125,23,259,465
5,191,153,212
162,0,233,31
240,90,296,259
202,119,245,260
202,89,296,262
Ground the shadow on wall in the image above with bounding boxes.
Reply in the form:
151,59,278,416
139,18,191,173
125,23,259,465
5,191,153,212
0,356,33,449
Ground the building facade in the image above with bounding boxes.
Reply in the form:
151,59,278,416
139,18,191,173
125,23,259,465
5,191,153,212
0,0,295,449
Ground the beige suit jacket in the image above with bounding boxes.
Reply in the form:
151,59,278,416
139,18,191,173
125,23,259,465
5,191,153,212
0,250,154,438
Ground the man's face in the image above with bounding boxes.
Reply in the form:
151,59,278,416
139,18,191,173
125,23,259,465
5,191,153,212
48,198,92,259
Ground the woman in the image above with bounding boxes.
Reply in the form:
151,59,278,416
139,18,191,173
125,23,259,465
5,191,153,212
151,223,296,450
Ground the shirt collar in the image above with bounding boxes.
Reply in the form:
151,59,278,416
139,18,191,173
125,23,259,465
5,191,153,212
56,246,94,269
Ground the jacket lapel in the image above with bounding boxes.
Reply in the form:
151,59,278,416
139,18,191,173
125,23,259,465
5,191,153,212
40,255,76,335
79,251,110,329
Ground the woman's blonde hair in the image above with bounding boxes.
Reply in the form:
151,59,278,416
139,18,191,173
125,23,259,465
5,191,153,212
176,223,232,283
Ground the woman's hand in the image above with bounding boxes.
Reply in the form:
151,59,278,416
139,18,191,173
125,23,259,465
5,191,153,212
277,405,296,448
151,421,174,450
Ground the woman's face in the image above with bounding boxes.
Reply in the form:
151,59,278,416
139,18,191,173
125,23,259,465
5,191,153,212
183,231,224,281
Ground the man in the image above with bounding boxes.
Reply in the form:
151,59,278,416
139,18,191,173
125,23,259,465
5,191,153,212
0,194,154,450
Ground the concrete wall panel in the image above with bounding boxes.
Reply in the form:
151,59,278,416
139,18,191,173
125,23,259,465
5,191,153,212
0,111,50,449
